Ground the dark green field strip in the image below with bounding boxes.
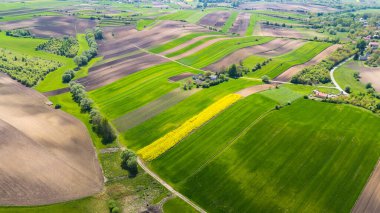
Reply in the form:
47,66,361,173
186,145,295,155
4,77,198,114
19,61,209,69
177,100,380,212
149,33,216,54
165,36,220,58
150,94,278,184
113,88,199,132
248,41,331,78
178,36,274,68
89,62,199,119
121,78,262,150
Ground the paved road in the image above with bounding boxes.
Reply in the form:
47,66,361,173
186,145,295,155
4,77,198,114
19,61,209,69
330,57,353,95
137,158,206,213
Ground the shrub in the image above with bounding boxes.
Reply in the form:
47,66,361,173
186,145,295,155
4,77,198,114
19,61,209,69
261,75,270,84
54,104,61,109
121,149,138,177
36,37,79,57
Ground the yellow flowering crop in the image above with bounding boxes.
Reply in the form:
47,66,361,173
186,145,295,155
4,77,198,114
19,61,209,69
138,94,242,161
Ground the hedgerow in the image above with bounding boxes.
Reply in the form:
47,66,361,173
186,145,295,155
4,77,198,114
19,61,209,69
36,36,79,58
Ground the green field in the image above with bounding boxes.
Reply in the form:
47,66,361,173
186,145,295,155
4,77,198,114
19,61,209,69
121,78,261,150
89,62,199,119
221,11,238,33
149,33,215,53
178,36,274,68
151,94,380,212
163,197,196,213
166,36,221,58
136,19,156,30
245,13,257,36
248,41,331,78
334,60,367,93
242,55,267,68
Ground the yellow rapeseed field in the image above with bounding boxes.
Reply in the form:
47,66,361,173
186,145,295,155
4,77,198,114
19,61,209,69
138,94,242,161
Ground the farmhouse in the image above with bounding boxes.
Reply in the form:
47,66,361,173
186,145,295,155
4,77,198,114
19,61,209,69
369,42,379,49
313,90,337,99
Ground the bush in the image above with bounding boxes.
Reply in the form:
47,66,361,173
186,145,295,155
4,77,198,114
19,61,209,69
121,149,138,177
345,86,351,93
261,75,270,84
36,37,79,57
54,104,61,109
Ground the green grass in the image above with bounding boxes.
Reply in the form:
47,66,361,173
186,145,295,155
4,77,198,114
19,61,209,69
149,33,214,54
48,92,117,149
150,94,278,184
248,41,331,78
221,11,238,33
178,36,274,68
0,11,60,22
77,34,89,55
0,197,107,213
136,19,156,30
121,78,261,150
245,13,257,36
99,151,128,179
163,197,196,213
89,62,199,119
334,60,367,93
153,96,380,212
158,10,195,21
242,55,267,68
165,36,220,58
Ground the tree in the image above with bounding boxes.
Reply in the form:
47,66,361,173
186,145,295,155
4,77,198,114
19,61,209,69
345,86,351,93
262,75,270,84
100,118,116,144
121,149,138,176
228,64,238,78
80,97,93,112
357,40,367,54
62,73,72,83
366,82,373,89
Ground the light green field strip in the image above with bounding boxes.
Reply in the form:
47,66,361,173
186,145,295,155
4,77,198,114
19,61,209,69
163,197,197,213
178,36,274,68
151,88,380,212
165,36,220,58
221,11,238,33
0,11,60,22
248,41,331,79
121,78,261,150
334,60,367,94
149,33,216,54
89,62,199,120
136,19,156,31
114,88,200,132
245,13,257,36
242,55,267,68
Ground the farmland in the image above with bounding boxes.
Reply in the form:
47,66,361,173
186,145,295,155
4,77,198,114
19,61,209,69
1,0,380,212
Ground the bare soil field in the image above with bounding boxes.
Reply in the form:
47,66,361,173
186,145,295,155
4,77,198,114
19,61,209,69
259,23,304,39
168,72,194,82
274,44,341,82
198,11,230,28
75,21,208,91
235,84,274,97
353,160,380,213
0,16,96,38
205,39,305,72
229,13,250,35
238,2,337,13
351,63,380,92
0,74,103,206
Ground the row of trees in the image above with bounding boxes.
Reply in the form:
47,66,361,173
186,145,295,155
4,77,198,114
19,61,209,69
291,45,357,85
73,28,103,67
5,29,32,38
69,82,117,144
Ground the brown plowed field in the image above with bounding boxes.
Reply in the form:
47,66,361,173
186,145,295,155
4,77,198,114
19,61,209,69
0,16,96,38
0,74,103,206
168,72,194,82
235,84,274,97
348,63,380,92
352,160,380,213
229,13,250,35
259,24,304,39
238,2,337,13
274,44,341,82
198,11,230,28
205,39,306,72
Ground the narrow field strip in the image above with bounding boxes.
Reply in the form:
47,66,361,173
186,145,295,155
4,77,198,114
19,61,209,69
113,88,200,132
245,13,257,36
179,36,274,68
150,33,214,54
137,94,243,161
221,11,238,33
166,36,220,58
